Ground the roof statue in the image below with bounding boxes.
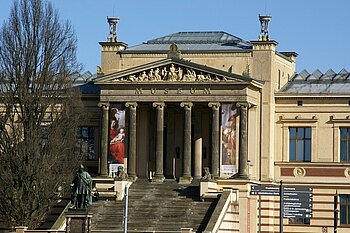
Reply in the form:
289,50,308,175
107,16,119,42
167,43,182,59
259,15,271,41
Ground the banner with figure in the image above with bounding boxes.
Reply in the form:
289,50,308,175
221,103,237,175
109,104,126,165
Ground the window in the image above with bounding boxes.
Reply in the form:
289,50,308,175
76,127,96,160
340,194,350,224
289,217,310,225
289,127,311,162
340,128,350,162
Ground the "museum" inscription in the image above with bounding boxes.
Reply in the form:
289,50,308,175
135,88,211,95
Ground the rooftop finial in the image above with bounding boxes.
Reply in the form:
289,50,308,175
107,16,120,42
258,14,271,41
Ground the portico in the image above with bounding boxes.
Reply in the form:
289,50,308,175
95,58,262,182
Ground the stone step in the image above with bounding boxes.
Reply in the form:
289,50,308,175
91,180,217,232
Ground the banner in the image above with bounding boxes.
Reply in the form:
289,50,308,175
221,103,237,174
109,104,126,164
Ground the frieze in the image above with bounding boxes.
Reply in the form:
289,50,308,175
113,64,229,83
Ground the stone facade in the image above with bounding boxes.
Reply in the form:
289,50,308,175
77,17,350,233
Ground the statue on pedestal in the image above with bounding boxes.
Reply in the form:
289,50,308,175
71,165,92,209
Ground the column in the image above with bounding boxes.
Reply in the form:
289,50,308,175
208,102,221,178
179,102,193,183
125,102,138,181
98,102,110,176
152,102,165,183
237,102,249,179
193,111,202,179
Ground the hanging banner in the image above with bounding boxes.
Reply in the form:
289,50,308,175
221,103,237,175
109,104,126,165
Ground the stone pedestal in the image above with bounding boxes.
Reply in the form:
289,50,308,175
114,180,131,200
65,210,93,233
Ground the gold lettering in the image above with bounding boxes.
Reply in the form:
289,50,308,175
164,88,169,94
190,88,196,94
177,88,182,94
203,88,211,94
151,88,156,94
135,88,143,95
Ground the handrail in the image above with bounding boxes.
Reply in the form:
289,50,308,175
203,189,237,233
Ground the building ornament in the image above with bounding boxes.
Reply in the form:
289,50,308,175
293,167,306,177
180,102,193,110
152,102,165,110
98,102,110,111
208,102,221,110
113,64,229,83
279,114,319,123
125,102,138,109
344,168,350,178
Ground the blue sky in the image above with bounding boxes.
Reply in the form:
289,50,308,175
0,0,349,74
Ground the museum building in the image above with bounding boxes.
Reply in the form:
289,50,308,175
70,16,350,233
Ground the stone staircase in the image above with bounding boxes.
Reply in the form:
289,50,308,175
90,179,218,232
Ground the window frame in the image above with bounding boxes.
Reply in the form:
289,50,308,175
340,194,350,225
76,126,97,161
289,127,312,162
279,115,318,163
340,127,350,162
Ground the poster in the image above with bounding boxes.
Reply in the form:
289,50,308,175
109,104,126,164
221,103,237,174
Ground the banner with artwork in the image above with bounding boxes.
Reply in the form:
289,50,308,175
109,104,126,164
221,103,237,175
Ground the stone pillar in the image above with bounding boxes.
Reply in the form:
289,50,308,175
237,102,249,179
208,102,221,178
125,102,138,181
193,111,202,179
179,102,193,184
152,102,165,183
98,103,110,176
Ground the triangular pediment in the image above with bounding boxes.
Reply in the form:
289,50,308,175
94,58,258,85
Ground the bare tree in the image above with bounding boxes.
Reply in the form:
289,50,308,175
0,0,84,229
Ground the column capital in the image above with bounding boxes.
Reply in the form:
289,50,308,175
152,102,165,110
208,102,221,110
125,102,138,109
180,102,193,110
98,102,110,110
236,102,251,109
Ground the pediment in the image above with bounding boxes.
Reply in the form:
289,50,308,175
95,58,255,85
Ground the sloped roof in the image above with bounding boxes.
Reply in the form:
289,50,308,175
278,69,350,95
126,31,252,52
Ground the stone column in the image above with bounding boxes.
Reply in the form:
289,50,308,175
193,111,202,179
98,102,110,176
237,102,249,179
125,102,138,181
179,102,193,184
152,102,165,183
208,102,221,178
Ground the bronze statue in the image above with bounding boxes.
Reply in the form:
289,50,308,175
71,165,92,209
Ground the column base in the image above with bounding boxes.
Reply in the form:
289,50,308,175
179,176,193,184
230,173,249,180
128,175,138,182
151,174,165,183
